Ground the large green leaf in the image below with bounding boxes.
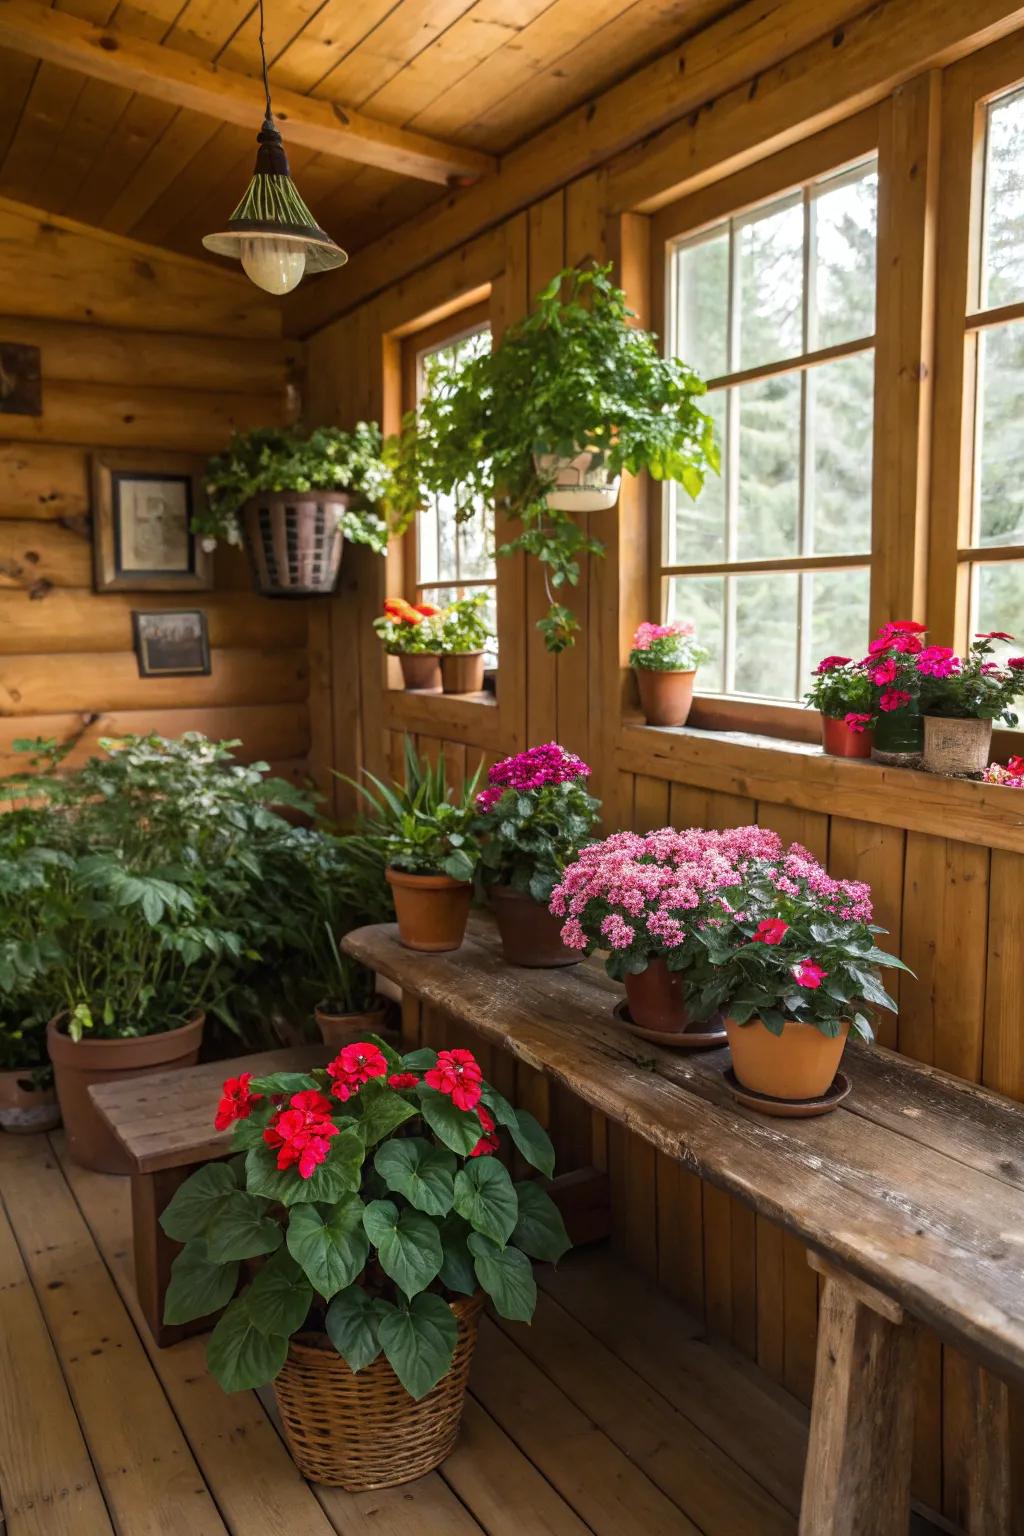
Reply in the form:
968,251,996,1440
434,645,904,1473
453,1158,518,1246
230,1114,269,1151
417,1085,481,1155
205,1191,283,1263
468,1233,537,1322
355,1081,417,1147
247,1071,322,1097
325,1284,381,1373
400,1047,438,1072
159,1162,236,1241
506,1110,555,1179
512,1182,571,1263
207,1298,289,1393
376,1294,458,1401
245,1131,364,1206
374,1138,456,1216
437,1213,476,1296
163,1238,238,1326
286,1195,368,1300
244,1248,314,1336
362,1199,443,1299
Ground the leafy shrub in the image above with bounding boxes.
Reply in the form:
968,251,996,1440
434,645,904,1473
474,743,601,902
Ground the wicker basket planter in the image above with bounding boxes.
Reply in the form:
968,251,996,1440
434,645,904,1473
274,1293,485,1490
242,491,349,596
922,715,993,777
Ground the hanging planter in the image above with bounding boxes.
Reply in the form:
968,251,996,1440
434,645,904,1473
532,450,621,513
242,491,347,596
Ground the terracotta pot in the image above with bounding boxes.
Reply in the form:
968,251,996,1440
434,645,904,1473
385,869,472,953
490,886,580,968
922,715,993,777
623,957,695,1033
47,1012,205,1173
315,996,394,1051
871,707,923,767
0,1069,60,1134
533,450,621,513
725,1016,850,1101
635,668,696,728
242,493,347,597
441,652,485,695
398,653,442,692
821,714,873,759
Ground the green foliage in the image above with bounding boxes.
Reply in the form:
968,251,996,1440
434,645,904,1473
437,593,493,655
919,636,1024,724
476,779,601,903
343,735,482,880
803,658,875,720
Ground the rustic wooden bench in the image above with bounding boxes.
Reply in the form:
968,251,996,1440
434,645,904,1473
344,913,1024,1536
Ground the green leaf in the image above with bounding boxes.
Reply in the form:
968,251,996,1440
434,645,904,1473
325,1284,381,1373
400,1047,438,1072
374,1138,457,1216
511,1182,571,1263
468,1233,537,1322
244,1248,314,1336
506,1109,555,1179
247,1071,321,1097
207,1299,289,1393
245,1131,364,1206
159,1162,236,1242
453,1157,518,1245
376,1293,458,1401
205,1191,284,1263
355,1081,417,1147
163,1238,239,1326
286,1195,368,1300
438,1214,477,1296
417,1085,481,1155
229,1115,267,1151
362,1199,443,1299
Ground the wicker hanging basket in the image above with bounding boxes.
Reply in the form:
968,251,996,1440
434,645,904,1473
242,491,348,596
273,1292,484,1490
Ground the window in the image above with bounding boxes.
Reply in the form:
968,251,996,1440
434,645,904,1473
660,157,879,703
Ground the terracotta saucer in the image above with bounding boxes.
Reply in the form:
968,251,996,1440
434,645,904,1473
723,1066,851,1118
612,998,728,1050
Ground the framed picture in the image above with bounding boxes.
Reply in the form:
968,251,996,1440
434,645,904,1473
132,609,211,678
0,342,41,417
93,451,213,592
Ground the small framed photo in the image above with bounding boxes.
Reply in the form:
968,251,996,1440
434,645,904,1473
132,609,211,678
93,451,213,592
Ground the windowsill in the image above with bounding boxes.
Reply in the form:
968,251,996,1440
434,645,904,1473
383,685,503,747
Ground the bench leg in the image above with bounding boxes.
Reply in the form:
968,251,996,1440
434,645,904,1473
955,1360,1013,1534
799,1255,916,1536
131,1166,199,1349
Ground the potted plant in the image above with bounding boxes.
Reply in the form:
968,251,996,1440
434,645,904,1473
803,654,875,757
159,1039,569,1489
916,634,1024,776
864,620,928,764
438,593,493,694
475,743,601,966
983,752,1024,786
629,620,711,727
373,597,444,691
0,811,63,1133
389,264,718,652
200,423,392,597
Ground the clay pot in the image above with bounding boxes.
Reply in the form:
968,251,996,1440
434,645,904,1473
441,652,485,695
922,715,993,777
385,869,472,953
821,715,873,759
623,957,695,1033
725,1016,850,1101
398,653,442,692
635,668,696,728
0,1070,61,1134
47,1012,205,1173
490,887,580,968
315,996,394,1051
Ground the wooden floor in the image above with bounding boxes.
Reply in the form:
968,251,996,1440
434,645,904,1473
0,1131,945,1536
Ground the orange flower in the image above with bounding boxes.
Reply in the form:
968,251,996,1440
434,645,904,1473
414,602,440,617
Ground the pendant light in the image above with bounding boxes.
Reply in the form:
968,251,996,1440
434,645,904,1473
203,0,347,295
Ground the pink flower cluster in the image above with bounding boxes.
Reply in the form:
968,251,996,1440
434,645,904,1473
983,754,1024,788
631,620,695,651
476,741,590,811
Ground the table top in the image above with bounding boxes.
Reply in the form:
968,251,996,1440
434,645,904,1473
345,913,1024,1387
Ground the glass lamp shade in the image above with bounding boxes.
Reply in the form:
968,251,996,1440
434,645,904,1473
240,235,307,295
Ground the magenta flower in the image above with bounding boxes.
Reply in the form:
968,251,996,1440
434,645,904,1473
753,918,788,945
815,655,851,674
792,959,828,989
484,741,590,794
844,712,872,733
870,656,898,686
915,645,960,679
879,688,912,712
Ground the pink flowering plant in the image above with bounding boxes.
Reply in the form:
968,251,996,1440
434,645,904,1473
862,619,929,714
475,742,601,902
983,753,1024,787
160,1037,568,1399
803,654,875,730
629,620,711,673
916,634,1024,724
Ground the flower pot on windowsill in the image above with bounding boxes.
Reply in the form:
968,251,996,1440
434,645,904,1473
821,714,873,759
534,449,621,513
385,868,473,952
922,715,993,777
242,492,348,597
398,653,442,691
314,995,397,1052
725,1016,850,1103
0,1069,60,1134
489,886,580,968
441,652,485,695
870,706,924,767
635,668,696,728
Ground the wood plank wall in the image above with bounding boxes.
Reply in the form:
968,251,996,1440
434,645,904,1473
0,197,310,778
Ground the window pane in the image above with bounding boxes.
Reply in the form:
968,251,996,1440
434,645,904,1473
737,195,804,371
674,227,729,381
415,326,495,592
975,322,1024,548
983,86,1024,308
808,351,874,554
972,562,1024,663
731,571,799,698
664,574,724,693
456,507,495,580
736,374,800,560
804,567,870,692
811,164,877,348
666,389,726,563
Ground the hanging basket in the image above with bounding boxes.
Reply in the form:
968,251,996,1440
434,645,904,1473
242,492,348,596
922,715,993,777
273,1293,484,1490
533,449,621,513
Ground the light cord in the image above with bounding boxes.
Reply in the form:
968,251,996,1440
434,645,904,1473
258,0,272,120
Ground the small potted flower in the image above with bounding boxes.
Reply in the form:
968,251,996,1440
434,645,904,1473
160,1039,569,1490
917,634,1024,776
437,593,493,695
475,742,601,966
803,654,875,757
983,753,1024,786
373,597,444,691
864,620,928,765
629,620,712,727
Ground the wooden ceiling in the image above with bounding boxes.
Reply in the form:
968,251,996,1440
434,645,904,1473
0,0,733,267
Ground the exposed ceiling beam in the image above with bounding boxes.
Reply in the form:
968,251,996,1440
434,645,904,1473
0,0,496,187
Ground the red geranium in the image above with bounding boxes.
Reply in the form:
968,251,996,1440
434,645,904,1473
327,1041,389,1102
263,1096,340,1179
792,959,828,989
425,1048,483,1112
388,1072,419,1090
214,1071,262,1131
977,631,1015,642
844,712,872,733
752,918,788,945
469,1104,501,1158
879,688,912,712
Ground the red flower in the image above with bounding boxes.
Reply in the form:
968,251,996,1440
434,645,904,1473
916,645,960,679
425,1047,483,1112
214,1071,262,1131
977,631,1015,642
388,1072,419,1090
867,637,891,657
844,712,872,733
870,656,897,686
880,620,927,636
879,688,911,712
469,1104,501,1158
792,959,828,989
888,633,923,654
815,655,851,674
327,1042,389,1102
414,603,440,617
288,1089,335,1117
1009,755,1024,774
263,1104,339,1179
1008,658,1024,671
752,918,788,945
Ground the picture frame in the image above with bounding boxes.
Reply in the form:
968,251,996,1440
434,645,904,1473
132,609,212,678
93,451,213,592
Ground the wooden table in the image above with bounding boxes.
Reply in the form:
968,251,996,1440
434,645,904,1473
345,913,1024,1536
